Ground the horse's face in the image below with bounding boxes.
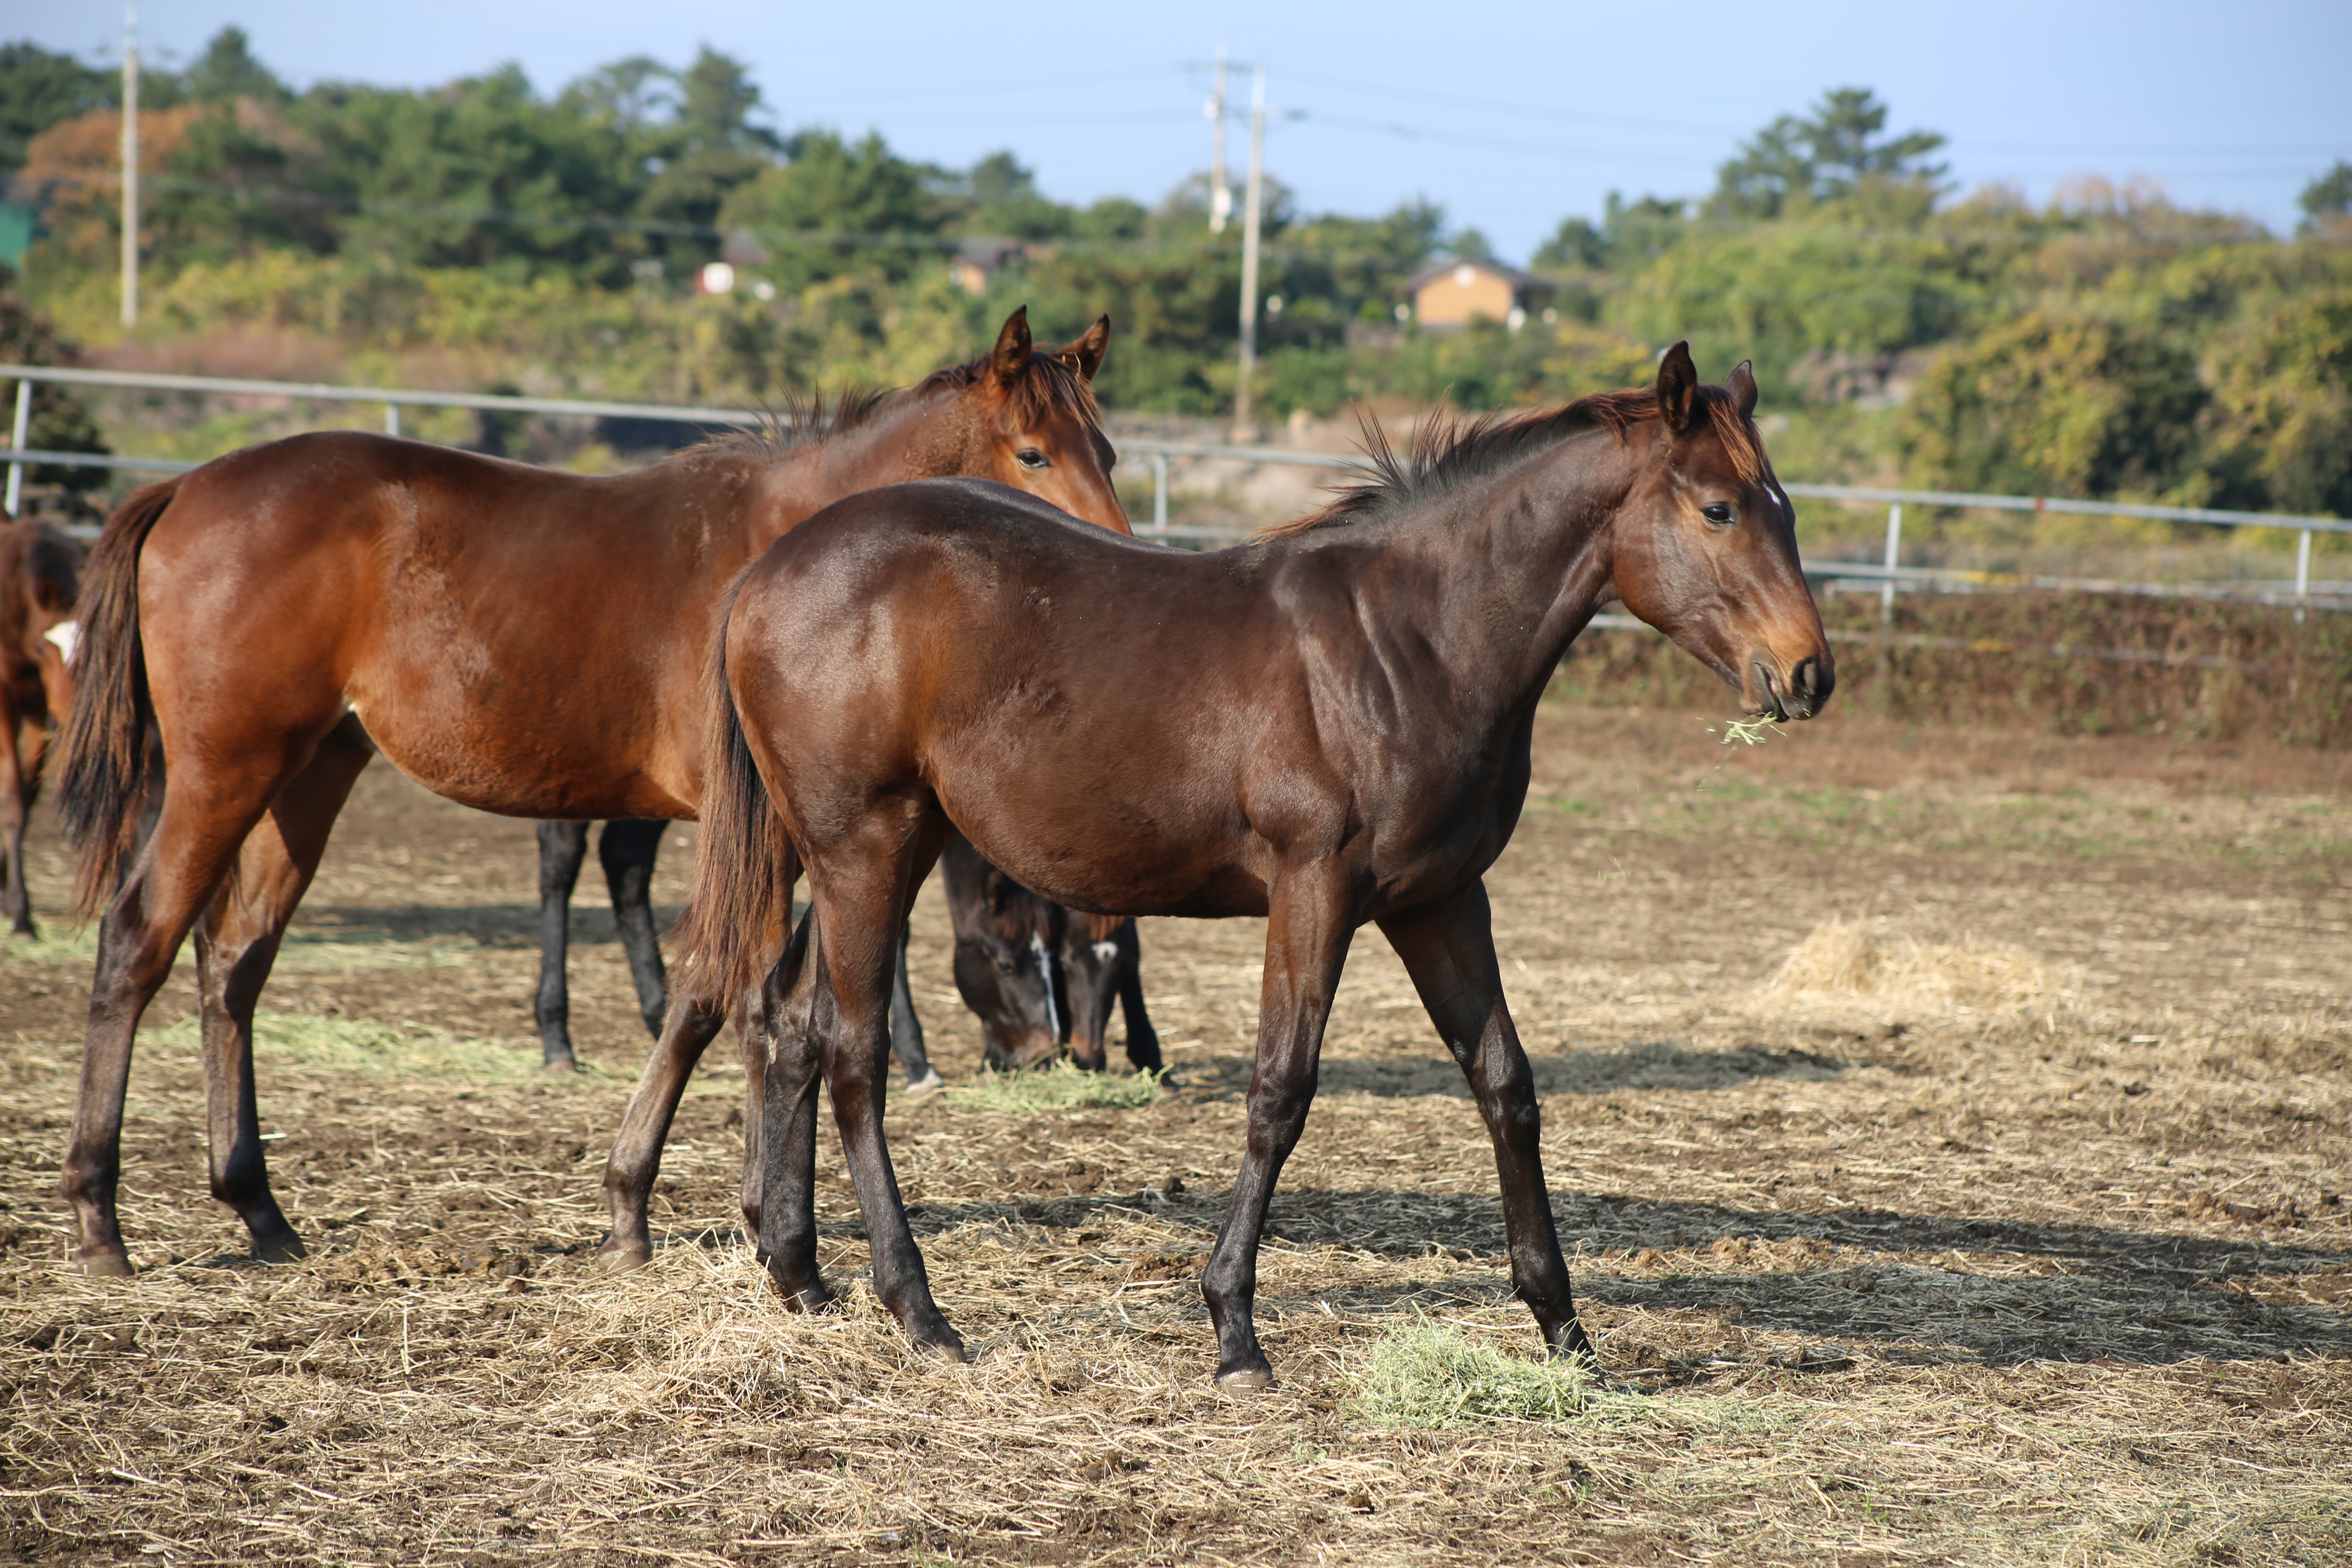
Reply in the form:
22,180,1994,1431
967,307,1131,536
1608,345,1833,721
8,530,77,719
946,850,1070,1070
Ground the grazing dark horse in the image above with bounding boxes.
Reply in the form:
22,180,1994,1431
682,346,1831,1383
53,308,1130,1276
940,835,1159,1073
1,519,80,938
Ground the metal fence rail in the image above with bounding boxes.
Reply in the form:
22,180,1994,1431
5,362,2344,611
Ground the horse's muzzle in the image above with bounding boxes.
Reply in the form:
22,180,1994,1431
1753,653,1833,721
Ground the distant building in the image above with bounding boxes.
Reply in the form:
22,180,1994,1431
949,239,1029,296
1406,260,1552,330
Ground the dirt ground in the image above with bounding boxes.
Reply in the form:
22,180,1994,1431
2,700,2348,1566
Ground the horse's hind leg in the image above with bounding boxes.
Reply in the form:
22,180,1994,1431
595,980,726,1269
753,908,829,1309
799,810,961,1358
189,720,373,1260
599,818,670,1039
534,822,589,1069
64,750,310,1272
1376,882,1590,1364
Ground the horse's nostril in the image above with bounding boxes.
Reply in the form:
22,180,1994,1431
1790,655,1832,716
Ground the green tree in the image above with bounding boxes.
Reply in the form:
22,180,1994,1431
1899,308,2209,501
180,27,287,106
1711,88,1946,219
0,42,115,176
2301,160,2352,232
636,47,780,257
301,67,642,277
0,286,109,492
2205,288,2352,516
719,128,943,290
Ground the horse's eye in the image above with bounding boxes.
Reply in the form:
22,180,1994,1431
996,956,1018,974
1701,503,1736,526
1016,448,1049,470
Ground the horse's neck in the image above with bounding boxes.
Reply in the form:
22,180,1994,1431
744,391,954,551
1358,433,1630,714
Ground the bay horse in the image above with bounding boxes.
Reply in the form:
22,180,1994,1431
940,835,1160,1074
53,308,1130,1276
681,345,1831,1384
1,518,80,937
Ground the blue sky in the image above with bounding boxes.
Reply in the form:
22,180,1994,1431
18,1,2350,260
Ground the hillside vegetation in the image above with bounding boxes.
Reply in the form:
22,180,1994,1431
2,31,2349,523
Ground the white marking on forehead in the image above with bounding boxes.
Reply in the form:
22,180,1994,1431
1092,941,1118,965
42,620,77,664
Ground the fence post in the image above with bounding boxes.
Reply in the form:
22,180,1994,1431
4,379,29,517
1152,451,1169,537
1880,501,1903,625
2296,528,2313,624
385,401,401,438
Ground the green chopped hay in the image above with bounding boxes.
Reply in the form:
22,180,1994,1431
152,1010,557,1081
1705,713,1785,746
0,927,98,967
1347,1321,1594,1428
947,1060,1165,1113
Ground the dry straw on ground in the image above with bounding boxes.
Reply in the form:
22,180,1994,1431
3,706,2349,1564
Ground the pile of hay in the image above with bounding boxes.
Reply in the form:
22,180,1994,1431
1762,919,2070,1017
1346,1321,1594,1428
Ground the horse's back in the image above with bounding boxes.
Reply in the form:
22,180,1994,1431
135,432,752,819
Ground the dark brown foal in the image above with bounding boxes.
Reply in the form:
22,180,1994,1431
54,309,1131,1275
683,347,1831,1383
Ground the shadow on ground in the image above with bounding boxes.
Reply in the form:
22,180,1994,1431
1180,1041,1853,1101
855,1185,2352,1369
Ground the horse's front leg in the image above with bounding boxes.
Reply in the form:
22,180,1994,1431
886,916,942,1093
0,714,33,938
533,821,590,1069
1377,880,1590,1363
1114,921,1165,1073
1200,867,1357,1389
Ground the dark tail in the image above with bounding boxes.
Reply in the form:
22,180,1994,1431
670,601,797,1004
58,479,178,919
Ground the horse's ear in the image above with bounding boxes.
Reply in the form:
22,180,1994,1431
1054,314,1110,382
1656,341,1698,433
989,305,1034,385
1728,360,1758,419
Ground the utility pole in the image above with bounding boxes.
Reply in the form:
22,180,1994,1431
120,0,139,328
1205,53,1230,234
1229,62,1265,442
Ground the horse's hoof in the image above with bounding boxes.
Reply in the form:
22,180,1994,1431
920,1334,970,1365
902,1068,946,1098
594,1243,653,1274
76,1251,135,1278
541,1054,581,1075
1215,1365,1276,1392
769,1273,834,1312
252,1231,307,1264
